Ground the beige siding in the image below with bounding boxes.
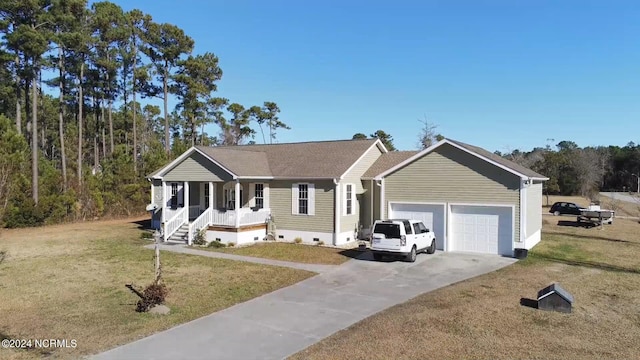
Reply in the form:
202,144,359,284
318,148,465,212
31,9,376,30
526,181,543,237
384,143,521,242
340,144,383,233
270,180,335,233
163,152,233,182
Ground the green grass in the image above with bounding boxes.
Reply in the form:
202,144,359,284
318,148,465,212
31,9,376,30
198,242,359,265
0,219,314,360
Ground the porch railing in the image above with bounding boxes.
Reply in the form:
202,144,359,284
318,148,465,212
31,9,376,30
239,208,271,226
164,207,188,241
211,209,236,227
188,207,212,245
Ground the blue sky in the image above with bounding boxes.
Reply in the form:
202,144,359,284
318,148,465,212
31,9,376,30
109,0,640,152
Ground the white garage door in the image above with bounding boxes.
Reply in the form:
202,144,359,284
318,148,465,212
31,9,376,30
450,205,513,256
389,203,445,250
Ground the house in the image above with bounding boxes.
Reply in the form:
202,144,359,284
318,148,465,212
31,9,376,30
147,139,388,246
146,138,547,256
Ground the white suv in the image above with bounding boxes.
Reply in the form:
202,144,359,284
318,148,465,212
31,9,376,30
370,219,436,262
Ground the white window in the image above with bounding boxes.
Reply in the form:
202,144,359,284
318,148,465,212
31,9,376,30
254,183,264,209
292,183,315,215
170,183,178,209
343,183,356,215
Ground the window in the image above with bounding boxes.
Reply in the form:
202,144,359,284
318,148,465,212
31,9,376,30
372,223,400,239
255,183,264,209
204,184,210,208
298,184,309,215
345,184,353,215
224,184,243,209
418,222,428,233
412,223,421,235
403,220,413,235
170,183,178,209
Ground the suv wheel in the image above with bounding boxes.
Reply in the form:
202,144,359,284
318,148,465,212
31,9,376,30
407,246,417,262
553,210,560,216
426,239,436,254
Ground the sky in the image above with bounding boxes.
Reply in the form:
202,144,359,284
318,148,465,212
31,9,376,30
108,0,640,152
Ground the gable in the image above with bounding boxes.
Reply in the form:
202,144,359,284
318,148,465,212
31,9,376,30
163,152,234,182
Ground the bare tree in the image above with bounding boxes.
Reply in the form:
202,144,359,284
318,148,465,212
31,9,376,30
417,115,439,149
572,147,610,198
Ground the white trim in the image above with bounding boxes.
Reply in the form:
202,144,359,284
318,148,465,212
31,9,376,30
234,180,241,227
448,202,516,255
379,178,385,219
291,183,299,215
150,183,155,205
339,139,387,180
238,176,274,180
249,183,256,207
208,182,214,211
334,180,340,245
150,146,238,180
370,179,374,226
374,139,539,181
388,201,447,250
308,183,315,216
161,181,166,223
519,179,527,244
524,229,541,249
263,183,270,209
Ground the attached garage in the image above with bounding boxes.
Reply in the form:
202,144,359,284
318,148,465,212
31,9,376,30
449,205,514,256
388,202,445,250
362,138,548,257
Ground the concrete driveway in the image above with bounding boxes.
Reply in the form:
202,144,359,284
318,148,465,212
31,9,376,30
93,251,515,360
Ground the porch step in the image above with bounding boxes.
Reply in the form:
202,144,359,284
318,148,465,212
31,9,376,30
167,224,189,244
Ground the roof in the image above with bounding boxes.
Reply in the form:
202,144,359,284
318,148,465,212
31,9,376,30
362,151,419,178
373,138,548,180
537,283,574,303
447,139,547,180
150,138,384,179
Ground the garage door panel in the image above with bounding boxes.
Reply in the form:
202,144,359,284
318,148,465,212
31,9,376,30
451,205,512,256
390,203,445,250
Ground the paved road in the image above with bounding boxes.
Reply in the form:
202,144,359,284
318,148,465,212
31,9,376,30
93,251,515,360
600,192,640,204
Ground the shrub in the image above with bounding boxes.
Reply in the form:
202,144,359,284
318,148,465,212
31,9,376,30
139,231,153,240
294,237,303,244
192,229,207,246
135,283,168,313
317,241,325,246
228,242,236,247
207,240,226,248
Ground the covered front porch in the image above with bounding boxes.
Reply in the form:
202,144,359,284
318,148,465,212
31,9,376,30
157,180,270,244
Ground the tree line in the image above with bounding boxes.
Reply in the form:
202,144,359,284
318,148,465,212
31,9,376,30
0,0,289,227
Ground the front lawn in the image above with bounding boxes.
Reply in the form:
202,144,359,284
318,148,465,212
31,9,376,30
200,242,359,265
291,218,640,360
0,218,314,360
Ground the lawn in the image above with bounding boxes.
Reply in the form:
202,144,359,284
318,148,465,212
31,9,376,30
291,218,640,360
0,218,314,360
199,242,359,265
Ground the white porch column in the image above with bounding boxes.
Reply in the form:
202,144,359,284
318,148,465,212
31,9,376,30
161,181,167,241
209,182,214,210
185,181,191,245
161,181,166,223
234,180,241,228
184,181,190,215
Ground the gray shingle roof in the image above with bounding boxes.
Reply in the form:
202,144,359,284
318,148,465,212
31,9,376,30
447,139,547,179
195,138,380,178
362,151,419,178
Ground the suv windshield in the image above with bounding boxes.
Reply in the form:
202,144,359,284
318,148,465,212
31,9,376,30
373,223,401,239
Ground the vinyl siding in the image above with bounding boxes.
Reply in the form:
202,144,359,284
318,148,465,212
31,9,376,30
269,180,335,233
361,180,373,230
152,179,163,204
163,152,234,182
340,144,384,233
383,143,521,243
526,181,543,237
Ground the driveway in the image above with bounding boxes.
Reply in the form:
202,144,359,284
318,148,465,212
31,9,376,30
93,251,515,360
